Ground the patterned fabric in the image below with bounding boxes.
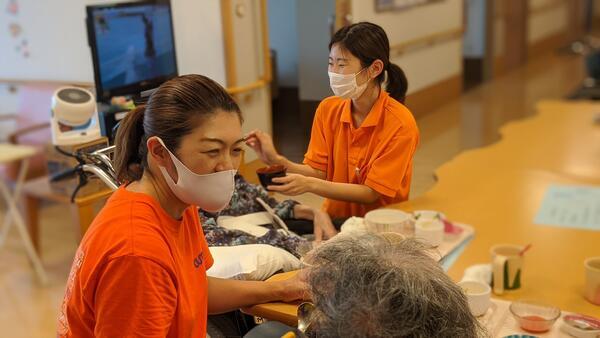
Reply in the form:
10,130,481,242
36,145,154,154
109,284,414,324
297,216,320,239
200,175,306,256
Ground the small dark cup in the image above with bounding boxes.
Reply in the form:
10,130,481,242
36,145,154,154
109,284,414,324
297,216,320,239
256,165,287,190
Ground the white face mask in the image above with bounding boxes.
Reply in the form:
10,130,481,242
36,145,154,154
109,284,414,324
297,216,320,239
328,68,369,99
156,138,236,213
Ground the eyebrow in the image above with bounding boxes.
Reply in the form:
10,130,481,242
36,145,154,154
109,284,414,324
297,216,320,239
200,137,246,145
328,56,349,62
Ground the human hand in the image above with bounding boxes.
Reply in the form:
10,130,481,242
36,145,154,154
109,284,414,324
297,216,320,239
313,210,338,242
276,270,310,302
244,129,283,166
268,174,314,196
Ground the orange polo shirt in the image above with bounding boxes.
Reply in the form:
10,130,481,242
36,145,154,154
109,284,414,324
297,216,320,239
304,90,419,218
57,186,214,338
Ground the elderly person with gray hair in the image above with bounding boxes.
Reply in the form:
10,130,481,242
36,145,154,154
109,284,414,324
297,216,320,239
245,232,483,338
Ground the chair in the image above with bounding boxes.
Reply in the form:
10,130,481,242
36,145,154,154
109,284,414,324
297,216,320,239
0,83,58,182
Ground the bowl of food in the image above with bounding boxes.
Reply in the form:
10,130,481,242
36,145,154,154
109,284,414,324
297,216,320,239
256,165,287,190
509,299,561,333
364,209,415,236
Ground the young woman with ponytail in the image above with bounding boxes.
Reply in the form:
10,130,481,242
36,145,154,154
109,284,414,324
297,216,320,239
57,75,305,338
246,22,419,219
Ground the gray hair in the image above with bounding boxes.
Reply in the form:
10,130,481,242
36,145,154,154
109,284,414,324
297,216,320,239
304,233,485,338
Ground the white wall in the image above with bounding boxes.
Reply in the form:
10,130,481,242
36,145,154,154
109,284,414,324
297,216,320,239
527,0,569,44
0,0,226,85
267,0,299,87
351,0,464,94
0,0,228,131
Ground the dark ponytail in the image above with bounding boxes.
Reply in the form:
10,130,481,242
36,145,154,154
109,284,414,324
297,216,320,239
114,105,147,182
386,63,408,104
330,22,408,103
114,74,242,183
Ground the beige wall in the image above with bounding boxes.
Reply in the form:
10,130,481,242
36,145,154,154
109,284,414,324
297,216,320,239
0,0,229,135
350,0,464,94
527,0,569,44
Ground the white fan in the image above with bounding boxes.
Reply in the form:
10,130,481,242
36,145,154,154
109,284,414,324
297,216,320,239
51,86,101,146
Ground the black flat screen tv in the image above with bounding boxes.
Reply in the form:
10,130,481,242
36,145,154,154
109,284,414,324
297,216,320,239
86,0,177,101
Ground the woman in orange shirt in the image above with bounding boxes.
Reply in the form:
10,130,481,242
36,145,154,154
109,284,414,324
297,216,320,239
57,75,305,338
247,22,419,219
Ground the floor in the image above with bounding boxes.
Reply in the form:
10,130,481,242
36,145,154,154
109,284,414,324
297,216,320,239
0,51,587,337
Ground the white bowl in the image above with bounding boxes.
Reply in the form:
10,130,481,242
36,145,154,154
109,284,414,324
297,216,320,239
414,218,444,247
364,209,415,236
458,280,492,317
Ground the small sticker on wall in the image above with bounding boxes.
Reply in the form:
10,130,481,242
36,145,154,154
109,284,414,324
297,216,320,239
13,38,29,57
19,39,29,58
9,22,21,37
4,0,30,59
6,0,18,15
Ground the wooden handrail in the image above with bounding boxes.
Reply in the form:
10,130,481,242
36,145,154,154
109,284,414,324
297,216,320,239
0,75,269,97
222,0,271,95
0,78,94,87
259,0,272,84
390,27,464,56
226,77,270,95
529,0,567,15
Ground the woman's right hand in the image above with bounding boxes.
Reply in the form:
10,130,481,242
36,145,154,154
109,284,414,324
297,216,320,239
244,129,283,166
313,210,338,242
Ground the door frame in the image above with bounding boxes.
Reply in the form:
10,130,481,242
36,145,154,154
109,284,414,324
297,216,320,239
221,0,272,95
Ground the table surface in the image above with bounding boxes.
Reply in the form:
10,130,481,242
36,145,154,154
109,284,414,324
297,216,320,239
21,176,113,205
244,100,600,323
394,101,600,316
0,143,37,163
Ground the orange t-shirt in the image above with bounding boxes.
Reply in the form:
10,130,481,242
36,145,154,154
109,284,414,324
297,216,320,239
304,90,419,218
57,186,214,338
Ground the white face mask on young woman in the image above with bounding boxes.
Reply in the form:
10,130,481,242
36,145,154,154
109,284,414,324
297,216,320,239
155,137,236,213
328,68,369,99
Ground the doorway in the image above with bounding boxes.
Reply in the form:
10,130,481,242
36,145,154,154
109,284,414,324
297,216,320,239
267,0,340,162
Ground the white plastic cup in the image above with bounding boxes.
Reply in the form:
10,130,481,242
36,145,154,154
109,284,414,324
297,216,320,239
413,210,446,221
458,280,492,317
364,209,415,236
584,257,600,305
414,218,444,247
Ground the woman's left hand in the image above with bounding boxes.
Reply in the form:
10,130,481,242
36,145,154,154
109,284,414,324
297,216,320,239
268,174,314,196
275,270,311,302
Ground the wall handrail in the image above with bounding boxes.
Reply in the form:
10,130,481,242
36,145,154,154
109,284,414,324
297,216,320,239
390,27,464,57
528,0,568,15
0,78,94,87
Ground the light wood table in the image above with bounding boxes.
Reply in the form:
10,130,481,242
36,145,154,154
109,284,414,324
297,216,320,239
393,101,600,316
0,143,47,284
243,100,600,323
21,176,113,253
244,271,300,326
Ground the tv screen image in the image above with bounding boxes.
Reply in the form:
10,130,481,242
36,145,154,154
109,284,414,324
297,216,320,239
87,1,177,100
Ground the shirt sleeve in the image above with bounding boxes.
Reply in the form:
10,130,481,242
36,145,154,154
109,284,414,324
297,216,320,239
199,230,214,271
303,103,329,172
273,199,300,220
93,256,177,338
365,127,419,198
